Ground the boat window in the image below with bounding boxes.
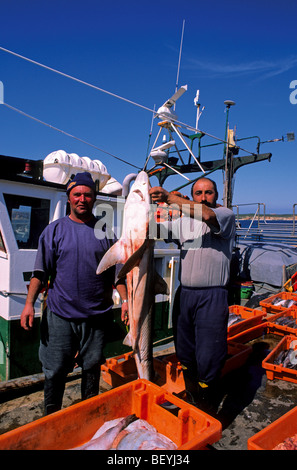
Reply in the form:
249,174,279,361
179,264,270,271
3,194,50,249
0,230,6,253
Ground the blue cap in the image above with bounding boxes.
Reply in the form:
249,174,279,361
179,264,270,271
66,172,96,195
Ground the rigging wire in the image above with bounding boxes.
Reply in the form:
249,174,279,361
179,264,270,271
2,102,141,170
0,46,155,115
0,45,256,157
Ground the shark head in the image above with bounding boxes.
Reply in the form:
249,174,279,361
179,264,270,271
129,171,151,205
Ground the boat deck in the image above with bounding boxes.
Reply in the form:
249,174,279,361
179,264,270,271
0,334,296,450
236,219,297,247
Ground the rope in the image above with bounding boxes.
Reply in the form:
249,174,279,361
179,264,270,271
0,46,257,157
0,46,154,115
2,102,141,170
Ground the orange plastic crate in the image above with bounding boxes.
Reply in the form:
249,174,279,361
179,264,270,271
101,353,163,388
229,322,272,344
227,305,265,339
101,352,138,387
101,351,183,391
259,292,297,314
0,379,222,450
264,309,297,337
248,405,297,450
153,354,184,394
153,341,252,394
262,334,297,384
102,342,252,395
222,341,253,376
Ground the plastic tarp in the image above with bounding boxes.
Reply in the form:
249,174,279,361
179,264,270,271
233,242,297,287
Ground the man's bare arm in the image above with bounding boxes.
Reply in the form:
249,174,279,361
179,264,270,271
20,277,43,330
150,187,220,230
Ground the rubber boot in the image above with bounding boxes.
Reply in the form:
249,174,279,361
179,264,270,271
195,381,219,415
81,367,100,400
178,366,200,404
44,375,66,415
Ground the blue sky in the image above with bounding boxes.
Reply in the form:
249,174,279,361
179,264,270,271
0,0,297,213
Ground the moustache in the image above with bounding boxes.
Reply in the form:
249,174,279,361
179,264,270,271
201,201,212,207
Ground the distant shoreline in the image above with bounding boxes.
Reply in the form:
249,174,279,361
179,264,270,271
238,215,294,220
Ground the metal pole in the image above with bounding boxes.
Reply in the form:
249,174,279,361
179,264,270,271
223,100,235,208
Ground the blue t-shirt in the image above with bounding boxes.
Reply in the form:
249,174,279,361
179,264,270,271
34,216,117,319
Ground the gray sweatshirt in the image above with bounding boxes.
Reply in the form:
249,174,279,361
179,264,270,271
160,206,236,288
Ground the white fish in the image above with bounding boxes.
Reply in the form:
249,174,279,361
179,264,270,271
73,415,137,450
77,417,177,450
125,419,156,433
227,313,243,327
96,171,168,380
115,428,177,450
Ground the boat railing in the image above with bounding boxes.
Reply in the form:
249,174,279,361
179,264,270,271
232,203,297,246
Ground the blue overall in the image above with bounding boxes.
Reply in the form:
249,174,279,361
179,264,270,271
34,216,119,414
173,285,229,385
39,308,111,413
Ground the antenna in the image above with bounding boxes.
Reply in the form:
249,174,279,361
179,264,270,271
174,19,185,111
194,90,204,129
155,85,188,121
145,104,156,159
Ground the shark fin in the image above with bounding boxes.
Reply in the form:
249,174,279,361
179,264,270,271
96,239,128,275
116,240,149,279
123,331,132,347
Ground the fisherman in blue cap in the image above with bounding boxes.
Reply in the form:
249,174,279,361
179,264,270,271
21,171,128,415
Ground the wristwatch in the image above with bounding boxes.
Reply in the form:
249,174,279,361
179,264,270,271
122,299,128,303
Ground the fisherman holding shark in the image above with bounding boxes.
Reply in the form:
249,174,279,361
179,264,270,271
21,172,128,415
21,169,234,416
150,177,236,412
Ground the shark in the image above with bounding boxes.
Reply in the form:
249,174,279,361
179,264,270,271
96,171,169,380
